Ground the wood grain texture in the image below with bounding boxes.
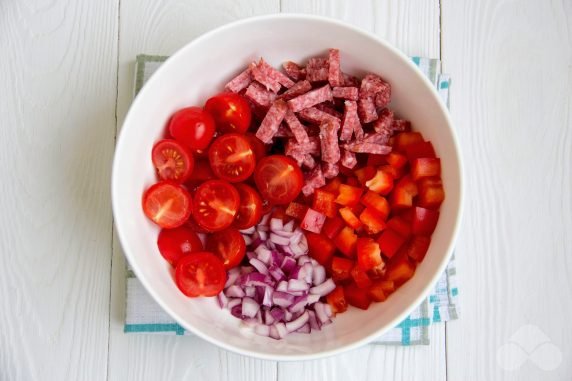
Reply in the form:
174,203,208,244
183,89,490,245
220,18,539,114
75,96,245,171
442,0,572,380
108,1,280,380
0,0,118,380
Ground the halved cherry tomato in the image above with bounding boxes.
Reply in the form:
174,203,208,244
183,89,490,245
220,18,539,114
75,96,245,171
333,226,358,257
206,228,246,269
335,184,363,207
390,175,418,209
230,184,262,229
404,140,436,162
306,232,336,266
377,229,407,259
357,237,383,271
359,208,386,234
204,92,252,134
322,216,346,240
254,155,303,205
339,207,363,230
142,181,192,229
365,169,394,195
344,283,372,310
186,159,215,182
169,107,216,153
326,286,348,313
312,189,337,218
412,207,440,235
285,202,309,221
192,180,239,232
260,198,274,216
417,177,445,209
360,191,390,220
331,256,354,281
175,252,226,297
157,226,203,266
354,166,377,186
151,139,194,183
406,235,431,262
244,133,267,160
208,133,256,183
411,158,441,180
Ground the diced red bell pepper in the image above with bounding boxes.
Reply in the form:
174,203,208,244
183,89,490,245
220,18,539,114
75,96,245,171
350,202,365,216
333,226,358,257
412,207,440,235
345,177,359,187
390,175,418,209
418,177,445,209
404,140,436,162
306,232,336,266
322,216,346,240
360,191,390,220
407,235,431,262
331,256,354,281
351,264,373,289
339,207,363,229
380,164,405,180
356,237,383,271
385,256,416,285
368,281,388,302
377,229,407,259
393,132,423,152
326,286,348,314
344,283,372,310
321,177,342,195
285,202,308,221
354,166,377,186
386,216,412,238
386,152,408,169
300,208,326,234
335,184,363,207
312,189,338,218
368,262,386,279
411,158,441,180
365,169,394,195
359,207,387,234
367,154,387,167
379,280,395,294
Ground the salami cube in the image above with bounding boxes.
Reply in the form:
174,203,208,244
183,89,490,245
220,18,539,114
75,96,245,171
360,73,390,99
358,96,378,124
245,82,277,108
362,132,391,145
251,58,295,93
375,86,392,109
300,208,327,233
332,86,359,101
279,80,312,101
341,149,357,169
302,166,326,197
391,119,411,132
284,109,310,144
283,61,305,81
373,108,394,134
322,162,340,179
306,57,329,83
319,118,341,164
340,100,361,141
225,68,252,93
302,154,316,169
315,103,343,119
344,142,392,155
298,107,340,125
328,48,342,87
256,100,288,143
288,84,333,113
342,72,360,87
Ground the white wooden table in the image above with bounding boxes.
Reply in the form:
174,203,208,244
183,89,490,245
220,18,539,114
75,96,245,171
1,1,571,380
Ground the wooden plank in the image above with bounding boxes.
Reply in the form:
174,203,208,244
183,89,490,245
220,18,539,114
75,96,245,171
0,0,118,380
442,0,572,380
278,1,445,380
108,1,280,380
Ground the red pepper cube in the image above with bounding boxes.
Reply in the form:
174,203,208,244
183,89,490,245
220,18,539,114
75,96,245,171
333,226,358,257
359,207,387,234
368,281,388,302
377,229,407,258
393,132,423,152
345,177,360,187
412,207,440,235
356,237,383,271
406,235,431,262
386,216,412,238
404,140,436,162
417,177,445,209
335,184,363,207
386,152,408,169
339,207,363,230
326,286,348,314
322,216,346,240
321,177,342,195
312,189,338,218
351,264,373,289
385,257,416,285
390,175,418,209
360,191,390,220
344,283,372,310
411,158,441,180
365,169,394,195
367,154,387,167
354,166,377,186
331,256,354,281
306,231,336,266
285,202,308,221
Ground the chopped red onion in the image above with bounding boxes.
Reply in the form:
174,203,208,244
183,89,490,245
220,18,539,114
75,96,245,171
281,256,297,273
314,302,330,324
285,311,309,332
270,218,283,231
264,309,275,325
258,230,268,240
312,265,326,285
283,219,295,232
225,268,240,289
262,287,274,307
246,251,256,261
260,213,271,226
257,248,272,265
284,310,293,322
307,294,321,304
268,265,286,281
288,295,308,313
242,235,253,246
272,291,295,307
227,298,241,310
197,233,207,247
276,281,288,292
244,286,256,298
302,262,313,284
217,292,228,308
270,307,285,322
241,266,255,275
296,323,311,334
289,242,306,257
271,251,284,267
297,255,311,265
254,324,270,337
270,233,290,246
226,285,246,298
249,257,269,275
274,322,288,339
241,273,274,287
287,279,309,292
308,310,320,330
239,226,255,234
242,297,260,318
310,278,336,296
269,325,280,340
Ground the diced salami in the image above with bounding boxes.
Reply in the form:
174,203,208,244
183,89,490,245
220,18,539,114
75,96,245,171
245,82,277,108
344,142,392,155
328,48,342,87
255,99,288,143
342,72,360,87
284,109,310,144
340,149,357,169
322,162,339,179
282,61,305,81
298,107,338,125
340,100,361,141
288,84,333,113
275,123,294,138
391,119,411,132
279,80,312,101
357,96,378,123
360,73,390,99
361,132,390,145
319,119,341,164
285,137,320,158
374,85,391,108
373,108,394,134
251,58,295,93
300,207,326,233
301,166,326,197
302,154,316,169
315,103,343,119
332,86,359,101
306,58,329,83
225,68,252,93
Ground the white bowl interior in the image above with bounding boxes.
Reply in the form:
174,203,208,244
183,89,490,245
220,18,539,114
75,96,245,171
112,15,462,360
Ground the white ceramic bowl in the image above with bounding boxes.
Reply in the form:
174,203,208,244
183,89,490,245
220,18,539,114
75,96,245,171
112,14,463,360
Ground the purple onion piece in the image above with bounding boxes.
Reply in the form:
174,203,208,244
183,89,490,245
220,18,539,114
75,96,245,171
242,297,260,318
217,292,228,308
285,311,309,332
283,219,295,232
225,268,240,289
291,230,303,245
231,304,242,318
249,257,269,275
325,303,333,318
260,213,271,226
257,248,273,266
312,265,326,285
255,286,266,304
307,294,321,305
244,286,256,298
225,285,246,298
314,302,330,324
276,281,288,292
308,310,320,330
270,218,283,232
256,309,263,324
284,309,293,322
274,322,287,339
264,309,275,325
270,307,285,322
281,256,297,274
290,243,306,257
268,265,286,282
288,279,309,292
310,278,336,296
254,323,270,337
296,323,311,334
262,287,274,307
270,233,290,245
288,295,308,313
273,229,294,238
243,235,253,246
258,230,268,240
272,291,295,307
303,263,313,284
227,298,241,310
289,265,302,280
240,266,255,275
297,255,311,265
239,226,255,235
269,325,280,340
271,251,284,267
241,273,274,288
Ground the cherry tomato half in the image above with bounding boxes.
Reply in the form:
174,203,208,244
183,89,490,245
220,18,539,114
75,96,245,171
151,139,194,183
205,228,246,269
157,226,203,266
254,155,303,205
175,252,226,297
204,92,252,134
233,183,263,229
169,106,216,152
208,133,256,183
142,181,192,229
192,180,240,232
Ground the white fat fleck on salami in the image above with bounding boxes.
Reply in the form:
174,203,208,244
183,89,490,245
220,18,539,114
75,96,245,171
255,99,288,143
373,108,394,134
322,162,339,179
287,84,333,113
328,49,342,87
340,100,361,141
319,119,341,164
306,58,329,83
301,167,326,197
284,109,310,144
344,142,392,155
245,82,277,108
340,149,358,169
332,86,359,101
282,61,306,81
225,68,252,93
391,119,411,131
357,96,378,124
342,72,360,87
279,80,312,101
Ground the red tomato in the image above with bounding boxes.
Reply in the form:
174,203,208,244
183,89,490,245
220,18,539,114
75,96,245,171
359,208,386,235
312,189,337,218
157,227,203,266
151,139,194,183
192,180,240,232
333,226,358,257
377,229,407,259
306,232,336,266
331,256,354,281
208,133,256,183
169,107,216,152
186,159,215,182
344,283,372,310
142,181,192,229
254,155,303,205
233,183,263,229
356,237,383,271
175,252,226,297
204,92,252,134
360,191,390,220
260,198,274,216
351,264,373,289
244,133,267,161
205,228,246,269
411,158,441,180
412,207,440,235
334,184,363,207
326,286,348,314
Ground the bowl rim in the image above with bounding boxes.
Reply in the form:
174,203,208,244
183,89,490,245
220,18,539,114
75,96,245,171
112,13,464,361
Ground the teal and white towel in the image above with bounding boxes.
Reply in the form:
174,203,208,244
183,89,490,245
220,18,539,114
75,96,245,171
123,55,458,345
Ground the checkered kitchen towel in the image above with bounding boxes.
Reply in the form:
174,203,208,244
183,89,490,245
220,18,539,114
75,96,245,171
124,55,459,345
